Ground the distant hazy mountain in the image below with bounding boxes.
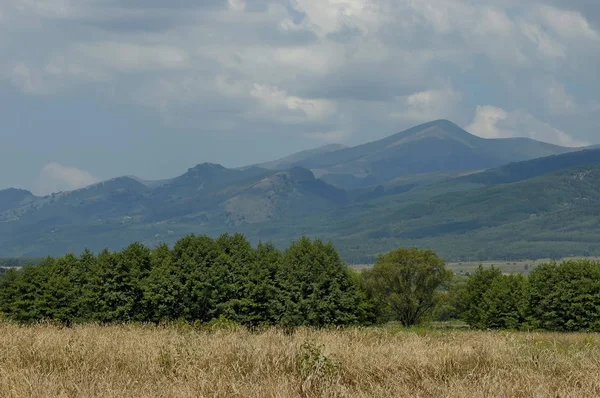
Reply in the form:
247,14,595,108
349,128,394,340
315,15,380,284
460,148,600,185
0,189,36,213
328,162,600,262
0,120,598,261
246,148,600,262
223,167,347,225
286,120,579,189
256,144,346,171
0,163,344,257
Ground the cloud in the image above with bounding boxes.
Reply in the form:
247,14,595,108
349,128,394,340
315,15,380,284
77,42,190,72
533,76,577,115
290,0,383,37
35,163,98,195
249,83,336,123
519,21,566,59
1,0,600,191
228,0,246,12
466,105,589,147
538,5,599,40
390,88,463,122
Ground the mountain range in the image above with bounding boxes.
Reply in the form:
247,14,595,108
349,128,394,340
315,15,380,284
1,119,598,262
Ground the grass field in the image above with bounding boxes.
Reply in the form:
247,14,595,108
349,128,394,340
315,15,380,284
1,323,600,397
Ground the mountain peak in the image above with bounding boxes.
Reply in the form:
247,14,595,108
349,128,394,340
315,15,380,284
429,119,457,127
190,162,225,170
288,166,316,182
0,188,33,196
407,119,473,138
183,163,227,178
0,188,36,212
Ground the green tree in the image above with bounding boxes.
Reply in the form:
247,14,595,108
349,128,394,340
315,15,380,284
431,274,469,322
0,268,19,318
280,237,369,327
479,274,529,329
529,260,600,331
171,234,220,322
35,254,81,324
94,243,152,322
227,241,285,326
459,266,503,328
142,243,183,322
2,261,51,322
362,247,452,327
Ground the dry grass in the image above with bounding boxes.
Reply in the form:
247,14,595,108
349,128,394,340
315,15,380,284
1,323,600,397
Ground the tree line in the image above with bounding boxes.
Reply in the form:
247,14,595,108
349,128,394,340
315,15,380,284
453,261,600,331
2,233,600,331
0,235,377,326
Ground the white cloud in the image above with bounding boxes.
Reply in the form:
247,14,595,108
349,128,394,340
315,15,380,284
539,5,599,40
13,0,75,19
466,105,511,139
290,0,383,37
466,105,589,147
9,63,44,95
4,41,187,95
390,88,463,122
534,76,577,115
250,83,336,123
76,42,190,72
35,162,98,195
228,0,246,12
519,21,566,59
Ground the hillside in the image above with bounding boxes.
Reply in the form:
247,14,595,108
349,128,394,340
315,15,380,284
288,120,578,189
298,164,600,262
256,144,346,171
460,148,600,185
0,189,37,213
0,120,598,261
0,165,344,257
224,167,347,225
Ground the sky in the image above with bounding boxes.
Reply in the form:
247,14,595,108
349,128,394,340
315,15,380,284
1,0,599,195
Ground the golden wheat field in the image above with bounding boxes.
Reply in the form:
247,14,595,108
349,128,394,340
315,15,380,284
1,323,600,398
